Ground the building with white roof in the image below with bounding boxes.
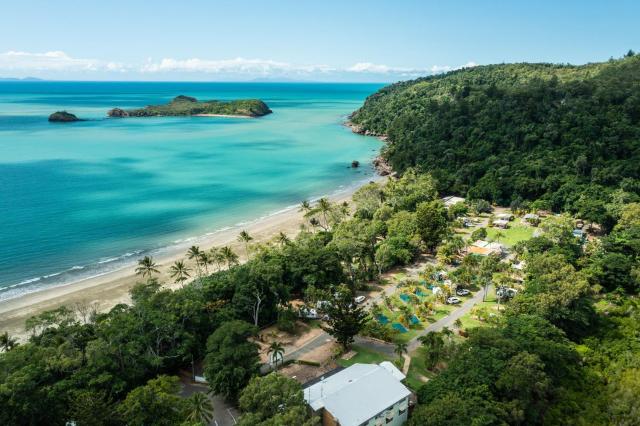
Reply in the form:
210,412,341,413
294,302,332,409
304,362,411,426
441,195,466,208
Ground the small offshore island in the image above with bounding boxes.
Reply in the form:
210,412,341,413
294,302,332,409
108,95,272,118
48,111,81,122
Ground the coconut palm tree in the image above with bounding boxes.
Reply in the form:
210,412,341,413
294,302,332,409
316,197,332,230
199,251,212,275
185,392,214,424
276,231,290,247
238,230,253,259
0,331,18,352
220,246,239,269
493,231,505,244
299,200,311,214
169,260,191,286
394,341,408,359
187,246,203,278
135,256,159,282
268,341,285,369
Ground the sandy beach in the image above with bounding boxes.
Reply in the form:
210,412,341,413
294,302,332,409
0,182,376,340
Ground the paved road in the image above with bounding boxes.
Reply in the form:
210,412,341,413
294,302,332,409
408,285,487,351
179,380,240,426
260,330,333,374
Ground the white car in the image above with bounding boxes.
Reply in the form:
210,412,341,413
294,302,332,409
456,288,470,296
446,296,461,304
354,295,366,304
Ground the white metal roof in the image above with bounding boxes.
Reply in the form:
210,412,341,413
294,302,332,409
304,363,411,426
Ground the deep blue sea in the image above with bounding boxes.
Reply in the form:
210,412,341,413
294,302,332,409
0,82,383,301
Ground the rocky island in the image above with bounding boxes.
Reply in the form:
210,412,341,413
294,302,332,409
108,95,272,118
48,111,81,122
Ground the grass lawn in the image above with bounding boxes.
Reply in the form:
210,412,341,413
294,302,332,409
405,347,436,391
486,225,534,246
336,344,395,368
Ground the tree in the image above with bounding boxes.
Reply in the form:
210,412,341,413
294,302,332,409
0,331,17,352
395,341,408,359
238,230,254,259
321,286,367,350
117,375,187,426
470,227,488,241
204,320,260,401
238,373,316,426
169,260,191,286
67,390,118,426
185,392,214,425
220,246,239,269
418,331,445,370
187,245,204,278
135,256,159,282
416,200,449,251
276,231,291,247
268,341,285,369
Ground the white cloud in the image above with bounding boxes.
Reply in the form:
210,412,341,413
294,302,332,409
0,50,477,80
140,57,335,75
0,50,126,72
348,61,479,76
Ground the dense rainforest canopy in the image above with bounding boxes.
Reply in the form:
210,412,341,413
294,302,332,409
351,53,640,225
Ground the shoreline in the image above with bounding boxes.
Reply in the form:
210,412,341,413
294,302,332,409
0,176,384,340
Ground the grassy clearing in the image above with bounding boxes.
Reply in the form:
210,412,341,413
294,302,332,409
336,344,394,368
486,224,534,246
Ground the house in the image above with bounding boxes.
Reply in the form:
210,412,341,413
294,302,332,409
441,195,466,208
304,362,412,426
493,218,510,229
523,213,540,225
496,213,514,221
468,240,505,257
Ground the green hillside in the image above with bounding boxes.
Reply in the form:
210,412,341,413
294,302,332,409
351,53,640,223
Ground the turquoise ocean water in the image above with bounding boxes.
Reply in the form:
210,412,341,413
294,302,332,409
0,82,383,301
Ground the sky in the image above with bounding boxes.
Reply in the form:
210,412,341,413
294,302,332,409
0,0,638,82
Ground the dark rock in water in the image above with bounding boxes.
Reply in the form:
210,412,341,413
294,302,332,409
48,111,80,122
108,108,129,118
172,95,197,103
351,160,360,168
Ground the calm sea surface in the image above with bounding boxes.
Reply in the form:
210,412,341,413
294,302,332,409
0,82,383,301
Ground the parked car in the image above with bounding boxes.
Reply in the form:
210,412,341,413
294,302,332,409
354,295,366,304
456,288,470,296
446,296,461,304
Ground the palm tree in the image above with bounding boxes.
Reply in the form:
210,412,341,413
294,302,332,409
299,200,311,214
276,231,290,247
135,256,159,281
493,231,505,244
209,247,225,271
453,318,463,329
220,246,239,269
199,251,211,275
185,392,214,424
316,197,332,230
0,331,18,352
238,230,253,259
309,217,321,230
268,341,285,369
394,341,408,359
187,246,203,278
169,260,191,286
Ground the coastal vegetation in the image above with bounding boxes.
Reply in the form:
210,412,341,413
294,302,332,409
108,95,272,118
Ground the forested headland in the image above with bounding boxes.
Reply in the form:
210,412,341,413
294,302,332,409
351,52,640,231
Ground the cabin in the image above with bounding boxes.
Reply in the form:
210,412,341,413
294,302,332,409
467,240,505,257
304,362,411,426
493,218,510,229
441,195,466,208
523,213,541,226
